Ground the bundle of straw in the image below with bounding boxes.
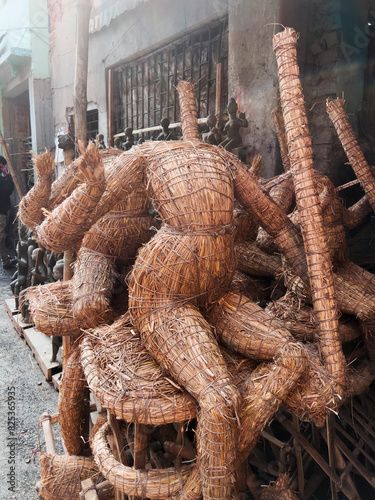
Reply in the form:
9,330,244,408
260,474,298,500
72,189,152,327
265,293,360,343
22,281,81,337
92,421,197,499
18,151,54,230
235,240,282,277
80,313,197,425
177,81,200,141
273,27,346,397
37,142,106,253
256,175,295,253
39,453,100,500
48,148,123,211
327,98,375,212
272,108,292,172
58,346,86,456
233,201,258,242
284,343,338,427
230,270,271,303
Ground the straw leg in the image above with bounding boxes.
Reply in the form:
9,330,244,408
58,346,86,456
73,250,116,328
208,292,307,461
334,261,375,364
137,304,239,500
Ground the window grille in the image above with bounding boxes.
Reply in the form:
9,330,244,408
111,17,228,140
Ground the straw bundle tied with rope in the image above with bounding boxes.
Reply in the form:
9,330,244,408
58,346,86,456
18,151,54,231
80,313,197,425
273,27,346,399
72,187,152,328
327,98,375,212
21,281,81,337
260,474,298,500
39,453,101,500
37,141,106,253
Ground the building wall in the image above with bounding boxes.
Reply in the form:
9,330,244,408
48,0,372,179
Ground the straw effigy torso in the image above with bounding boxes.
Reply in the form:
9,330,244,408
129,141,236,317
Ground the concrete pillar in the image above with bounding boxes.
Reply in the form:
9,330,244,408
29,77,54,153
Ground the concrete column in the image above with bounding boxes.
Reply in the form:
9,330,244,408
29,76,54,153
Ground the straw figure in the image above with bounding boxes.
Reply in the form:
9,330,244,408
35,79,328,500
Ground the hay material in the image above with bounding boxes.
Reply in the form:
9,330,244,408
18,151,54,230
58,346,86,456
80,313,197,425
177,81,200,141
206,292,306,462
208,291,300,361
230,271,271,303
256,175,295,254
48,148,123,211
327,98,375,212
346,361,375,397
274,27,346,395
235,240,282,277
272,108,292,172
284,343,338,427
265,293,361,343
260,474,298,500
72,190,152,328
228,150,308,281
233,201,258,242
39,453,100,500
92,421,197,499
37,142,106,253
22,281,81,337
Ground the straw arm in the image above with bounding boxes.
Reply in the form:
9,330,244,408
327,98,375,212
272,107,291,172
48,157,84,211
341,194,371,229
227,152,308,281
273,27,346,394
18,151,54,230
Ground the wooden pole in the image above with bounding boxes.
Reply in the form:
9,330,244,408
0,129,25,198
107,68,113,147
74,0,92,145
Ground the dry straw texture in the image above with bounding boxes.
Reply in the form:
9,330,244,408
92,421,197,499
260,474,298,500
72,187,152,328
327,98,375,212
235,240,282,277
39,453,100,500
265,293,360,344
80,313,197,425
273,27,346,395
37,142,106,253
272,108,292,172
58,346,86,456
177,81,200,141
22,281,81,337
18,151,54,230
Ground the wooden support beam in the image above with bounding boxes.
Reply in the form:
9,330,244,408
40,413,56,455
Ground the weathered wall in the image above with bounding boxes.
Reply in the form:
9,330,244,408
50,0,228,142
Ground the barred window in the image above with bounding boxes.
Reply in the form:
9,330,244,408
110,17,228,140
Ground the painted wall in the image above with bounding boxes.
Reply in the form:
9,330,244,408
48,0,372,178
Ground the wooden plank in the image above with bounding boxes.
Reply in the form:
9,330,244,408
5,298,17,317
12,312,33,337
52,372,62,392
40,413,56,455
81,478,99,500
23,327,61,381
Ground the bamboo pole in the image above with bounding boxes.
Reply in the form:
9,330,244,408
0,129,24,198
273,27,346,397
